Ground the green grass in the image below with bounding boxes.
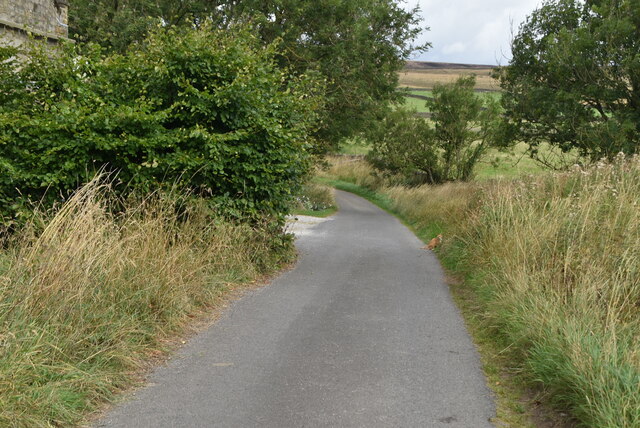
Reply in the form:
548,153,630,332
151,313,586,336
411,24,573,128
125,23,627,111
339,142,372,155
291,207,337,218
399,89,502,115
475,142,582,180
475,142,548,179
402,96,430,113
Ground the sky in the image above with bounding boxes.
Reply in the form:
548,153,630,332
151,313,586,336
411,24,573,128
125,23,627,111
401,0,543,65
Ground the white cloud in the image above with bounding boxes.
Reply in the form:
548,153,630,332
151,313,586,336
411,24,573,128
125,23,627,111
402,0,543,64
442,42,466,55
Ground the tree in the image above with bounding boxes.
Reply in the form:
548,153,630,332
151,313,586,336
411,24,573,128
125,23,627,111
496,0,640,164
368,76,500,185
69,0,429,150
366,107,440,185
430,75,500,181
225,0,428,149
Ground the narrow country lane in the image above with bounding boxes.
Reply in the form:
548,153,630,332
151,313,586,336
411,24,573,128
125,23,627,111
96,190,495,427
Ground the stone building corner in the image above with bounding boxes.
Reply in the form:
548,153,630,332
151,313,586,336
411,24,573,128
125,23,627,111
0,0,71,47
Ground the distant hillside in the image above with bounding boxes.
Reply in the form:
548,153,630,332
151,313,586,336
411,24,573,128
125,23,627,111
404,61,497,71
399,61,499,91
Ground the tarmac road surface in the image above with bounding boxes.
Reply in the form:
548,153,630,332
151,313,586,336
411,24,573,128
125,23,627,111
96,190,495,427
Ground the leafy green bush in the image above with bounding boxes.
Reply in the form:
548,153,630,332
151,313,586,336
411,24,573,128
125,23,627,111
69,0,428,151
0,23,323,225
368,76,500,185
366,108,440,185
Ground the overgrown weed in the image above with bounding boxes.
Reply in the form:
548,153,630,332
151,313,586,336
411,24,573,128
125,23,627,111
467,155,640,427
0,177,292,427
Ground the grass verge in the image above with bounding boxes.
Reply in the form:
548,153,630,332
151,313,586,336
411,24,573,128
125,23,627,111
291,181,337,218
320,155,640,428
0,178,294,427
291,207,337,218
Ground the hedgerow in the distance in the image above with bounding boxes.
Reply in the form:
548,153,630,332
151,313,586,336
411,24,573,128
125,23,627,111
0,23,324,224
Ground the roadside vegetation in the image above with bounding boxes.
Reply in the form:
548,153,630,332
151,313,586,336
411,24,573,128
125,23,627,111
323,3,640,425
290,182,337,218
0,1,426,426
0,179,293,426
0,24,312,425
319,154,640,428
0,24,322,225
69,0,428,153
3,0,639,426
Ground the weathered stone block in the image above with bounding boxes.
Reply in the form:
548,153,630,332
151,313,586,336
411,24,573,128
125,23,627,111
0,0,69,46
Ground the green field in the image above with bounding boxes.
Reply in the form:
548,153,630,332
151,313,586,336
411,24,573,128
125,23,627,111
339,139,547,180
353,88,543,181
400,89,501,114
475,143,548,179
402,94,430,112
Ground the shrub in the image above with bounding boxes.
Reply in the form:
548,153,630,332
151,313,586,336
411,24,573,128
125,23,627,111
366,108,440,185
367,76,500,185
293,182,335,212
429,75,500,181
0,23,323,225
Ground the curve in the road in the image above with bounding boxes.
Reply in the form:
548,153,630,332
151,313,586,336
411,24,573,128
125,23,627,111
96,190,495,427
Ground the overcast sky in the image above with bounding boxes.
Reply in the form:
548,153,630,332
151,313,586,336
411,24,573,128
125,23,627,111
402,0,543,65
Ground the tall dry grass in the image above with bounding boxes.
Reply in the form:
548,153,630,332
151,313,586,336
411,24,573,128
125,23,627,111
324,154,640,427
0,178,291,427
464,155,640,427
318,155,384,189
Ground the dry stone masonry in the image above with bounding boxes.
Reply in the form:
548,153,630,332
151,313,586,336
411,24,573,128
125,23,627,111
0,0,69,46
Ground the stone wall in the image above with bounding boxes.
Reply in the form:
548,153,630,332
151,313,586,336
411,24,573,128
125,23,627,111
0,0,70,46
